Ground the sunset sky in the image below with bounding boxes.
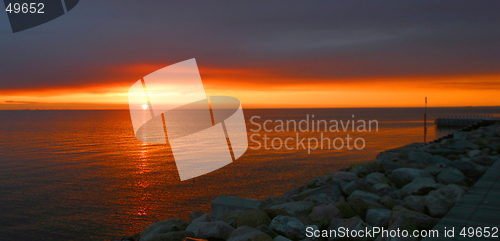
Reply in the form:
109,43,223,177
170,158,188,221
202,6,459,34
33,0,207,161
1,1,499,109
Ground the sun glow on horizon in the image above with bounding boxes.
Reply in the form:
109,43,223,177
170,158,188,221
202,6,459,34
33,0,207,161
0,72,499,110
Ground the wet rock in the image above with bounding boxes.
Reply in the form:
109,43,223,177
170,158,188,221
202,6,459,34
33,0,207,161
436,167,468,185
259,197,286,210
389,168,433,188
307,205,342,229
267,201,315,217
425,191,454,218
227,226,273,241
365,172,390,185
269,215,306,240
365,209,391,227
141,231,195,241
401,177,440,196
234,210,271,228
373,183,393,197
220,210,244,227
198,221,235,240
332,172,359,182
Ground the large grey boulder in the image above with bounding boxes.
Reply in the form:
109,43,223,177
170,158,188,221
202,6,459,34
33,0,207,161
267,201,315,217
191,214,215,223
329,216,372,241
307,205,342,229
436,167,468,185
212,195,261,218
448,161,485,178
470,156,495,166
379,217,418,241
425,190,455,218
379,159,404,172
403,195,425,213
227,226,273,241
304,193,335,206
408,150,433,165
437,184,465,203
185,222,206,237
373,183,393,197
139,218,189,241
332,172,359,182
141,231,195,241
389,168,433,188
401,177,440,196
467,149,482,158
293,185,342,203
256,225,279,239
389,206,439,230
189,211,205,222
269,215,306,240
342,179,373,196
365,209,391,227
430,155,452,165
365,172,390,185
220,210,244,226
234,210,272,228
259,197,286,210
197,221,235,240
347,190,381,203
274,235,292,241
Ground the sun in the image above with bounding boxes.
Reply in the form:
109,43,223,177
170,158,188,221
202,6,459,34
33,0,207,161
142,104,148,109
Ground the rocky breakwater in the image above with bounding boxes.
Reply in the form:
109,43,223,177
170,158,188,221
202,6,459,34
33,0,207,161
120,123,500,241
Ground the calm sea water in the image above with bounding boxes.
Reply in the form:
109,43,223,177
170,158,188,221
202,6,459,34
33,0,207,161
0,107,499,240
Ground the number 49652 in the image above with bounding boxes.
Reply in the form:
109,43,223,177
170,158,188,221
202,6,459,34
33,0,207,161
5,3,45,13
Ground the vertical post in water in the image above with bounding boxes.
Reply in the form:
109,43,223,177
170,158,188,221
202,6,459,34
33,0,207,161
424,97,427,143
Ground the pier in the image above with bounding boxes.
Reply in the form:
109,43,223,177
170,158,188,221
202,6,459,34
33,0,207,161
435,115,497,127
